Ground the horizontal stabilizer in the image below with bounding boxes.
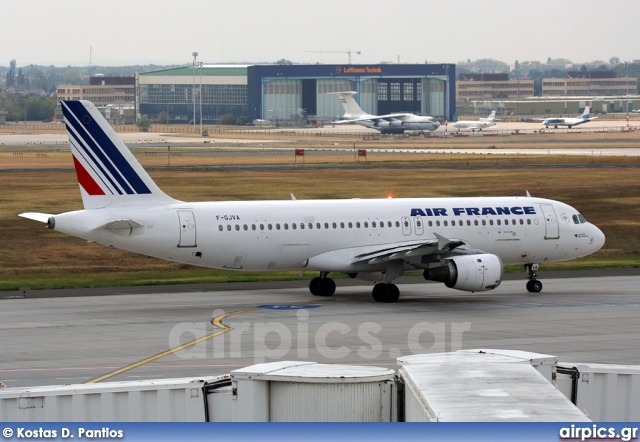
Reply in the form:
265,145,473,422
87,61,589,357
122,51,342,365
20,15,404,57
19,212,53,223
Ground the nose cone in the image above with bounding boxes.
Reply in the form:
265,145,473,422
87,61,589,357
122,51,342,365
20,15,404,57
591,224,606,253
434,120,441,129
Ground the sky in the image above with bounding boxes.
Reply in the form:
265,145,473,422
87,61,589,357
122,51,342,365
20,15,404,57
2,0,638,68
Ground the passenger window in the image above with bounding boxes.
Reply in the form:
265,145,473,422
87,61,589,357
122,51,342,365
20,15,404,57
489,220,494,226
388,221,392,227
309,223,313,229
243,224,248,231
380,221,384,228
235,225,240,231
512,219,516,225
436,220,440,227
331,222,336,229
482,220,486,226
218,225,223,231
403,220,409,228
527,219,531,225
268,224,273,230
444,220,448,226
260,224,264,230
227,225,232,231
340,222,345,228
349,222,353,228
497,220,501,226
372,221,376,228
428,220,433,227
300,223,304,229
519,219,523,225
292,223,297,230
252,224,256,230
276,223,281,230
357,222,361,228
364,222,369,228
467,220,471,226
324,222,329,229
284,223,289,230
474,220,478,226
316,223,321,229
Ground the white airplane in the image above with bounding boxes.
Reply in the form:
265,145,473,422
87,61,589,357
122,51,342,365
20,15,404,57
20,100,605,303
540,106,597,129
331,91,440,134
452,111,497,131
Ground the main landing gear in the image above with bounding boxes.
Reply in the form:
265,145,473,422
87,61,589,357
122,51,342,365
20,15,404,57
372,283,400,303
308,272,401,303
525,263,543,293
309,272,336,297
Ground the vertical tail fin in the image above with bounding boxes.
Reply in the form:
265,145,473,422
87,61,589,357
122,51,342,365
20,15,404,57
581,106,591,118
335,91,369,119
61,100,180,209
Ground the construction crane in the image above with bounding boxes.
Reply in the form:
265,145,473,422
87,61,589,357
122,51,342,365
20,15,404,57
306,49,361,64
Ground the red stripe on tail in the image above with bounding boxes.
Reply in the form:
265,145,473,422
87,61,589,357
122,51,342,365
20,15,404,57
73,155,105,195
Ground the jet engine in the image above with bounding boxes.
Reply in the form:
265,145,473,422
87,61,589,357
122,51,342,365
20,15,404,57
423,254,502,292
374,121,391,128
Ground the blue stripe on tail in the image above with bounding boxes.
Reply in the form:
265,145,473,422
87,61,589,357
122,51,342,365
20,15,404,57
62,101,151,195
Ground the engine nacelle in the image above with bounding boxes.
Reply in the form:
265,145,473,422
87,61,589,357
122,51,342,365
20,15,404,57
389,120,404,128
374,121,391,128
423,253,503,292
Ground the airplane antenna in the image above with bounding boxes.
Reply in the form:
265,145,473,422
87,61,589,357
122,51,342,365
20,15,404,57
290,193,297,201
526,190,531,197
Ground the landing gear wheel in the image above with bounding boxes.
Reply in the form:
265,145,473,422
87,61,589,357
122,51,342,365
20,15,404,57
318,278,336,296
372,283,400,303
526,280,543,293
309,277,322,296
309,275,336,297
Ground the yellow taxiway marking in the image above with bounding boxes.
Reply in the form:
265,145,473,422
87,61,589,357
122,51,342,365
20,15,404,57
86,307,258,384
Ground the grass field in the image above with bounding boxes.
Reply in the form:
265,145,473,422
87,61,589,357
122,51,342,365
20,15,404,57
1,133,640,291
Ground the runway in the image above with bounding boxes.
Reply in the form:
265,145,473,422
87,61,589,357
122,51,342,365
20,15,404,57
1,272,639,389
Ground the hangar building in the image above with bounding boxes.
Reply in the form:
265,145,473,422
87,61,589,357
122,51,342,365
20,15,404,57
136,64,456,124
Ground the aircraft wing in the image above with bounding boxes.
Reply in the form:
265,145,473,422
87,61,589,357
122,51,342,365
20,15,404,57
350,233,481,265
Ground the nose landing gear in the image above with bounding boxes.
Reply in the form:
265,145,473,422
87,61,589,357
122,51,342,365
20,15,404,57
525,263,543,293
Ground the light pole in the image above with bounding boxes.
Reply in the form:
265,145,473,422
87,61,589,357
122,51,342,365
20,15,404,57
199,61,203,136
192,52,198,131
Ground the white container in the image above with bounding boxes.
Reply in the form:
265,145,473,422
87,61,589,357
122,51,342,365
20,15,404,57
557,363,640,421
0,376,229,422
231,361,396,422
398,351,589,422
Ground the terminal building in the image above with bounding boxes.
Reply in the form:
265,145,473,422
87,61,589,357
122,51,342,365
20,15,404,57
136,64,456,124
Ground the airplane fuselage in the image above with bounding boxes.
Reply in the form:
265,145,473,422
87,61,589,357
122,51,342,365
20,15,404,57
50,197,604,274
452,121,495,130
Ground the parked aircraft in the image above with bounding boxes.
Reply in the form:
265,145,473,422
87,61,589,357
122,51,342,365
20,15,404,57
540,106,597,129
20,101,605,303
452,111,496,131
330,91,440,134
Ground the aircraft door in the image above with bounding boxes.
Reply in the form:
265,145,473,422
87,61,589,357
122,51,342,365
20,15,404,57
401,217,411,236
177,210,197,247
540,204,559,239
414,216,424,235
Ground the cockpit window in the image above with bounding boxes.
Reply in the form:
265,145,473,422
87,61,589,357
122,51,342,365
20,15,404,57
573,214,587,224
